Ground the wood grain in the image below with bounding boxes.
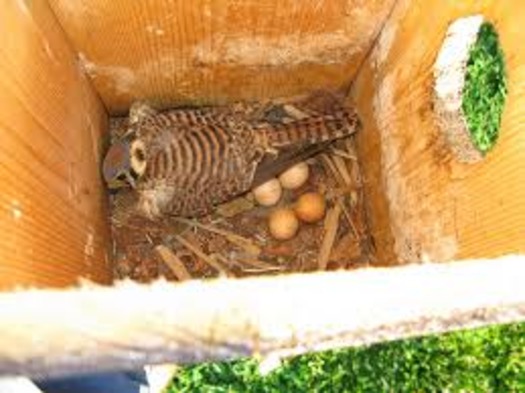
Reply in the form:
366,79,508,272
352,0,525,263
0,0,112,289
47,0,396,114
0,256,523,378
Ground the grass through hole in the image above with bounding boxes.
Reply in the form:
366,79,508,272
167,323,525,392
462,22,507,154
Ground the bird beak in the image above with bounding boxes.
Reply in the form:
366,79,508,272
107,178,128,190
125,172,137,189
106,170,137,190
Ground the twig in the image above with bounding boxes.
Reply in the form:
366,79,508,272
173,218,261,256
345,139,364,187
241,267,283,273
318,201,343,270
237,258,283,272
330,148,357,160
214,254,240,269
174,234,231,277
321,154,345,186
155,245,192,281
338,199,359,238
215,255,283,273
328,186,360,199
331,155,352,186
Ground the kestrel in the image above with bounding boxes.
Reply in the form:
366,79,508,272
103,93,361,219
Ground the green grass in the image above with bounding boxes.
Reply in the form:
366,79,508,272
462,22,508,154
167,322,525,392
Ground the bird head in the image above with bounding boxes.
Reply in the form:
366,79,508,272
103,137,148,189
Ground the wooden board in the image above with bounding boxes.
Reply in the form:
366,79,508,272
0,256,524,378
47,0,396,114
0,0,112,289
351,0,525,264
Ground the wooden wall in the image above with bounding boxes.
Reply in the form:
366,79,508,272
352,0,525,264
48,0,396,114
3,0,519,290
0,0,112,289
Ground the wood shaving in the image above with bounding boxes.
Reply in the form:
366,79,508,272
318,200,343,270
155,245,192,281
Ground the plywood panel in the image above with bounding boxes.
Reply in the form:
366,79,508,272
352,0,525,263
48,0,396,114
0,0,111,289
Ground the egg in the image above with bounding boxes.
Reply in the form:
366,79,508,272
294,192,326,223
268,208,299,240
278,162,310,190
252,178,283,206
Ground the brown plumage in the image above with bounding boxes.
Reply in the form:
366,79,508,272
103,94,361,219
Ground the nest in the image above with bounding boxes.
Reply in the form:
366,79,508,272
109,103,374,283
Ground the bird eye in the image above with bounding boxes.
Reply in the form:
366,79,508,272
116,173,127,181
134,147,146,162
130,140,147,176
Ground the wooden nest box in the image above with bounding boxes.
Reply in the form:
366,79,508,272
0,0,524,379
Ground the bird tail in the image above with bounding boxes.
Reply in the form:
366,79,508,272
260,107,361,148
